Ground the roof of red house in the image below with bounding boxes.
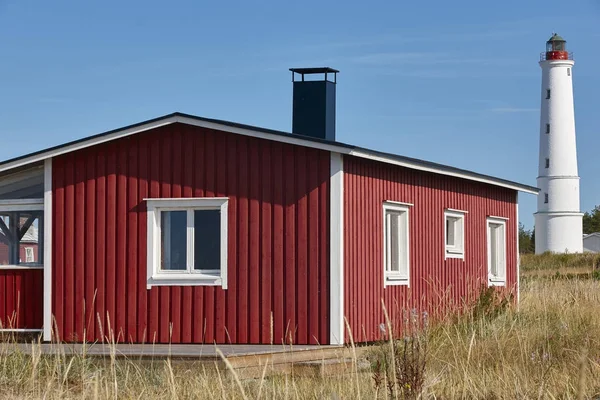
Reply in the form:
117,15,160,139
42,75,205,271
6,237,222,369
0,112,539,194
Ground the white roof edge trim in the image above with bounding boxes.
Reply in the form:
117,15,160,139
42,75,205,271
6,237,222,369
0,114,538,194
349,150,539,195
175,116,348,153
0,117,179,173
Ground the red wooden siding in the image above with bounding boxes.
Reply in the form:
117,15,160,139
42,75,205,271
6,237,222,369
0,269,42,329
343,155,518,343
52,123,330,344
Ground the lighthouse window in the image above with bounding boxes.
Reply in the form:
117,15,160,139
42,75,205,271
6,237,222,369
545,158,550,168
567,68,571,76
544,193,549,204
546,124,550,134
546,89,551,99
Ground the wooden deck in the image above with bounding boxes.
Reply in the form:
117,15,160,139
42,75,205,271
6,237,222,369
14,342,325,359
11,342,372,378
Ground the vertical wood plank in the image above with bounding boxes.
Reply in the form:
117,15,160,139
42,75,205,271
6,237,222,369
85,152,97,341
248,138,260,343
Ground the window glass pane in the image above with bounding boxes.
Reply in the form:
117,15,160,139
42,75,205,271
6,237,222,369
389,212,399,272
161,211,187,270
490,223,499,277
194,210,221,271
0,214,10,265
446,218,455,246
17,212,42,265
0,168,44,200
0,212,44,266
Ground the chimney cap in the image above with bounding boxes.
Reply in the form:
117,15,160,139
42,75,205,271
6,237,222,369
289,67,339,75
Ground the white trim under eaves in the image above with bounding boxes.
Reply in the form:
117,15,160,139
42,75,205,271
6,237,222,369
348,150,539,195
43,159,52,342
329,153,344,346
0,114,539,195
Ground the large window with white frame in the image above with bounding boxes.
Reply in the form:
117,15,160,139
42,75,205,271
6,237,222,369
445,209,465,259
0,200,44,268
146,198,228,288
383,202,410,286
487,217,507,286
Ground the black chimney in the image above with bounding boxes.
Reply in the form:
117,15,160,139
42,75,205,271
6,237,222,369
290,67,338,141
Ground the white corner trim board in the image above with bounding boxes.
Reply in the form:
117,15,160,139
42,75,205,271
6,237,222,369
516,193,520,305
43,158,53,342
329,153,344,346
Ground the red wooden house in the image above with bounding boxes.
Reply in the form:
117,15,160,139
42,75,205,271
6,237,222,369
0,68,537,344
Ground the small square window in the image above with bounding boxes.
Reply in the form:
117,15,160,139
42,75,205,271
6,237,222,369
487,218,506,286
545,158,550,168
445,210,465,259
544,193,548,204
383,202,410,286
546,124,550,134
567,68,571,76
546,89,551,99
146,198,228,288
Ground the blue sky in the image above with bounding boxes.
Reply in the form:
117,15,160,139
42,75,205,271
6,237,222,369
0,0,599,229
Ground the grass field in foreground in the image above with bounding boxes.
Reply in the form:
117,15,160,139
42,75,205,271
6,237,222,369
1,253,600,399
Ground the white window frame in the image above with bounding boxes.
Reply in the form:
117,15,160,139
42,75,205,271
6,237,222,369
444,209,466,259
146,197,228,289
382,201,411,287
487,217,507,286
0,199,44,269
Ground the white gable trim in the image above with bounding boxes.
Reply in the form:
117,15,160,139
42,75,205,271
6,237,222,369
0,115,538,194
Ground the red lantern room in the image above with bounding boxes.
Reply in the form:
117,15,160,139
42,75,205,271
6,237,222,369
542,33,572,61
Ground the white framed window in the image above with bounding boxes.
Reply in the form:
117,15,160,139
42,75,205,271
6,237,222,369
567,68,571,76
25,247,34,263
146,198,228,289
546,89,551,99
444,209,465,259
487,217,506,286
383,201,411,287
0,199,44,268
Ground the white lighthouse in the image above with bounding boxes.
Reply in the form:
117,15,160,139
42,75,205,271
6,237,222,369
535,33,583,254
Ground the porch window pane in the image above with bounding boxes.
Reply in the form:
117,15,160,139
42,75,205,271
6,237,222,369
17,212,41,265
0,211,43,266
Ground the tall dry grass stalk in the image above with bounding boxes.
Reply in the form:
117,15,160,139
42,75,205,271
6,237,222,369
0,254,599,398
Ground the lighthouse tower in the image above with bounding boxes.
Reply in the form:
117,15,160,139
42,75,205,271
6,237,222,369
535,33,583,254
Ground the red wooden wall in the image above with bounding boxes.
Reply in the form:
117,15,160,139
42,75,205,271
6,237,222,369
52,123,330,344
0,269,43,329
343,156,518,343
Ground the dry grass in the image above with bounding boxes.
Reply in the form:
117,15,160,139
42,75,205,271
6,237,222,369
520,252,600,276
2,253,600,398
